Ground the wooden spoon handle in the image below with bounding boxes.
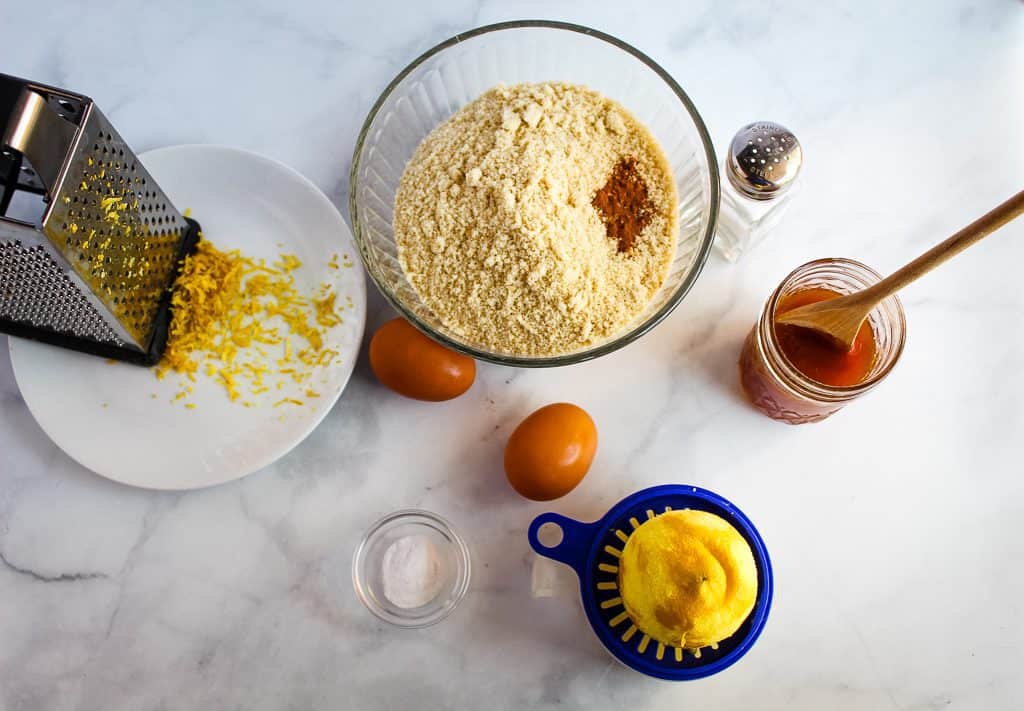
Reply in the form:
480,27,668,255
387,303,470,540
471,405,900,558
860,188,1024,304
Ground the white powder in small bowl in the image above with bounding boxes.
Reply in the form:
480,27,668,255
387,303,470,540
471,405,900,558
381,534,446,609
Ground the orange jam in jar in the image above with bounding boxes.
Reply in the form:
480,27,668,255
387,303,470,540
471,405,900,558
774,288,877,387
739,259,906,424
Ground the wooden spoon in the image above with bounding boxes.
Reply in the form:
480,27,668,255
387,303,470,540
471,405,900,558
774,189,1024,351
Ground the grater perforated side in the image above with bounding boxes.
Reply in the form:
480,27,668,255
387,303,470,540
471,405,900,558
0,240,121,342
0,73,199,364
44,104,192,345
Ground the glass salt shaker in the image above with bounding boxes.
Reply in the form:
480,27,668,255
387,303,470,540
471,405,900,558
715,122,803,261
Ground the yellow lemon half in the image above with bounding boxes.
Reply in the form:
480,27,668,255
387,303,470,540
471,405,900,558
618,509,758,649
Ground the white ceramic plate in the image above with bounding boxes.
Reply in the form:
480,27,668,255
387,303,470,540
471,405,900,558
9,145,366,490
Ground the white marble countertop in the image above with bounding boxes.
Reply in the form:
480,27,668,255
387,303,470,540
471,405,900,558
3,2,1024,709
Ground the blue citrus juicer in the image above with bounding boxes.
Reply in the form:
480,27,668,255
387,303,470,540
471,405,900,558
528,484,773,681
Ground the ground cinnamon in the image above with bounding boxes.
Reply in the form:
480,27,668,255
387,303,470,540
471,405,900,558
592,157,652,253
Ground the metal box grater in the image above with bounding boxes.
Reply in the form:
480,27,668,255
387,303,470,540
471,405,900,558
0,73,199,365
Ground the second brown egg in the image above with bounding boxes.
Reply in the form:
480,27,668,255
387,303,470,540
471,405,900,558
504,403,597,501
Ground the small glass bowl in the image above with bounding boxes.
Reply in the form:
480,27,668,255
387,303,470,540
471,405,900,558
352,510,471,628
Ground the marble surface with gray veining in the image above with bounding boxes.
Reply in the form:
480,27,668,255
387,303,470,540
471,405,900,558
2,2,1023,709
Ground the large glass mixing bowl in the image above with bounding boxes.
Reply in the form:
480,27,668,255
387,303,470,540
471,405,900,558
350,21,719,366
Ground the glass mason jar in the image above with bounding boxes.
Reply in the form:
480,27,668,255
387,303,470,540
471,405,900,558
739,258,906,424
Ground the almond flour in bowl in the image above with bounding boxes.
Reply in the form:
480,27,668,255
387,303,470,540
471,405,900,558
393,82,679,357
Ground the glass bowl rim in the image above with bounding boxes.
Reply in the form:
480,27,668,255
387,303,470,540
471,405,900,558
349,19,721,367
351,508,472,629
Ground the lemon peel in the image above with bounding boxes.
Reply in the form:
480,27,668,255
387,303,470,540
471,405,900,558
618,509,757,649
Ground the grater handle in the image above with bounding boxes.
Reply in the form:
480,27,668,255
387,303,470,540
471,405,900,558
2,87,77,193
528,512,599,577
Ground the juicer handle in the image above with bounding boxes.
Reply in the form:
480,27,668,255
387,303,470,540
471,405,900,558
528,512,598,576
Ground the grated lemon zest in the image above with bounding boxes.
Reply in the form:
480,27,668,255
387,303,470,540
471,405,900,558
273,398,304,407
156,239,343,407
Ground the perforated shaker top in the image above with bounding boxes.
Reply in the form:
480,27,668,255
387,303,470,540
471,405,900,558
726,122,802,201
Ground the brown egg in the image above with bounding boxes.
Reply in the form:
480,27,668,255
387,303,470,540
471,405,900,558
369,317,475,401
504,403,598,501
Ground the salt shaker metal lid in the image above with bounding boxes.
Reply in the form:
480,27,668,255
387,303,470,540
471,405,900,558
726,122,802,201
